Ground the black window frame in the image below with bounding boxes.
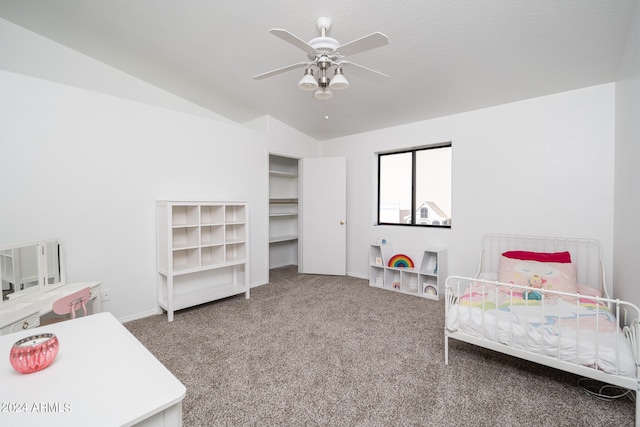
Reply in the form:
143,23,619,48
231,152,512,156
377,143,452,228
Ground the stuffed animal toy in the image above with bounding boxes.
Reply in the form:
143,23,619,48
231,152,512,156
524,275,543,300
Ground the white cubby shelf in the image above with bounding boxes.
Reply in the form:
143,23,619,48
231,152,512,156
368,244,446,300
157,201,250,321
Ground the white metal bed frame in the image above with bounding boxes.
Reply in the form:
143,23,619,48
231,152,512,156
444,233,640,425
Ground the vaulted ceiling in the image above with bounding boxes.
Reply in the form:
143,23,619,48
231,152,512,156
0,1,636,140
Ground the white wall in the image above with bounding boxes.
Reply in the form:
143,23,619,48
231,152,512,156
245,115,320,158
614,2,640,306
322,84,617,294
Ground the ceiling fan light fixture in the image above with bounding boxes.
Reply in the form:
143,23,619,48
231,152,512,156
298,69,318,90
314,88,333,100
329,68,349,90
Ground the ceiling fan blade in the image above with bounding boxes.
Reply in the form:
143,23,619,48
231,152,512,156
270,29,317,55
337,32,389,57
253,62,310,80
339,61,389,84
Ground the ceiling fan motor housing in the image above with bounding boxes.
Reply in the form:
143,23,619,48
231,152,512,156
308,36,340,61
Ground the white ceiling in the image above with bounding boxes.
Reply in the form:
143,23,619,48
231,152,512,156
0,1,636,140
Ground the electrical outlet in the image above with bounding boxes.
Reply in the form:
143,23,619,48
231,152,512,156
100,288,112,302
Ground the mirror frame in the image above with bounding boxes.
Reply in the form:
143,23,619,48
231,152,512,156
0,238,66,304
42,239,66,292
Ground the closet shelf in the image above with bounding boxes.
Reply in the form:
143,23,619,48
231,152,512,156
269,198,298,204
269,234,298,243
269,170,298,178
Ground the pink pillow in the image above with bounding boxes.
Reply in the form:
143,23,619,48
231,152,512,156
498,255,577,294
502,250,572,263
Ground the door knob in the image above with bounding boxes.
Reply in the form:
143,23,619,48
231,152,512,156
340,220,345,225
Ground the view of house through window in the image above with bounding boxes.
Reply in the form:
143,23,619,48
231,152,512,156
378,144,452,227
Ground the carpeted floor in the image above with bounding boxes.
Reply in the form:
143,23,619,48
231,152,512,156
125,266,635,426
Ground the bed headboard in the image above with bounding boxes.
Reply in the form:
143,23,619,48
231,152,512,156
478,233,607,298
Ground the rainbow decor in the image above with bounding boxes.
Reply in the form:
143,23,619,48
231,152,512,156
388,254,414,268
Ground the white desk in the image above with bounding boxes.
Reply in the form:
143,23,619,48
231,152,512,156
0,312,186,427
0,282,102,335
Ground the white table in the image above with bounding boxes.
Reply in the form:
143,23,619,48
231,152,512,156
0,312,186,426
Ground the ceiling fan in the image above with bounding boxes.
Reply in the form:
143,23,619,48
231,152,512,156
253,17,390,100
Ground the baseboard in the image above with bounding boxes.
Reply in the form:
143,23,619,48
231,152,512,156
347,272,368,280
269,262,298,269
118,308,161,324
251,280,268,288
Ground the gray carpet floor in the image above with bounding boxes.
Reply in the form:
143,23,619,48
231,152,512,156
125,266,635,426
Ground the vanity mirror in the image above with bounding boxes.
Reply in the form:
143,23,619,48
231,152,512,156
0,239,65,303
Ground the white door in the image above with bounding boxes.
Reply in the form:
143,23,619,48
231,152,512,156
300,157,346,275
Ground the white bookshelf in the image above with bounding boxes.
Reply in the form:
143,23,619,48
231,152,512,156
156,201,250,321
369,244,446,300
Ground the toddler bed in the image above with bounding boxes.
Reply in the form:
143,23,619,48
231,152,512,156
444,233,640,425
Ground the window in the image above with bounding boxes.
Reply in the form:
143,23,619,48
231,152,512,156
377,144,452,227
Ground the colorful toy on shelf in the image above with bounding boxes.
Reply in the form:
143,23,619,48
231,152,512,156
392,282,401,290
388,254,414,268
